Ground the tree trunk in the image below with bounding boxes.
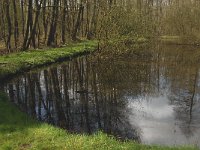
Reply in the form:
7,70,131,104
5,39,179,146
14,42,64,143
47,0,60,46
12,0,19,49
5,0,12,51
22,0,33,50
72,4,84,41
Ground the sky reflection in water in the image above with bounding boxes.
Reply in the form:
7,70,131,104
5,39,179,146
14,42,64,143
2,44,200,147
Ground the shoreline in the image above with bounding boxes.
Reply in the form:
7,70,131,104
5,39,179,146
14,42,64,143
0,92,197,150
0,40,97,82
0,40,199,150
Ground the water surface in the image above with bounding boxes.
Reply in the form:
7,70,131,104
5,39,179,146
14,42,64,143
2,43,200,147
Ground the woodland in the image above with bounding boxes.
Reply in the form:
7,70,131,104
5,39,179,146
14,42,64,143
0,1,200,150
0,0,200,52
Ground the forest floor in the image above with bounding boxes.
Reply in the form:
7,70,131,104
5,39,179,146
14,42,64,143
0,92,198,150
0,40,97,81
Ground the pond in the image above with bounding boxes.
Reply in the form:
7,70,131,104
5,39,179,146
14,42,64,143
1,43,200,147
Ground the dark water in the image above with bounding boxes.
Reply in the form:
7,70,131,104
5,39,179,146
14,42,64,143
1,43,200,147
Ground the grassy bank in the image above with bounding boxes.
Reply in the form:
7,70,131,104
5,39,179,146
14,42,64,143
159,36,200,45
104,36,149,45
0,40,97,81
0,92,198,150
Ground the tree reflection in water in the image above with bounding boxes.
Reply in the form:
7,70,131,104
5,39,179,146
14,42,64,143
3,56,141,142
3,43,200,146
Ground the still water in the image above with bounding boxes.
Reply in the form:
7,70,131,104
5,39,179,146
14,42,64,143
2,43,200,147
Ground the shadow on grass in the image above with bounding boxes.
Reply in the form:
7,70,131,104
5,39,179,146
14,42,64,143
0,91,40,134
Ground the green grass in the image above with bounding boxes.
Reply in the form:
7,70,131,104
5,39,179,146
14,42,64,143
159,35,200,45
160,36,182,44
0,40,97,80
0,92,198,150
101,36,149,45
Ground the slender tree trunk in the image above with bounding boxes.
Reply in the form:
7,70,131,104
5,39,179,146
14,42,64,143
0,3,7,47
22,0,33,50
25,0,43,50
21,0,25,37
72,4,84,41
42,0,48,43
61,0,68,44
5,0,12,51
47,0,60,46
12,0,19,49
87,0,98,39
